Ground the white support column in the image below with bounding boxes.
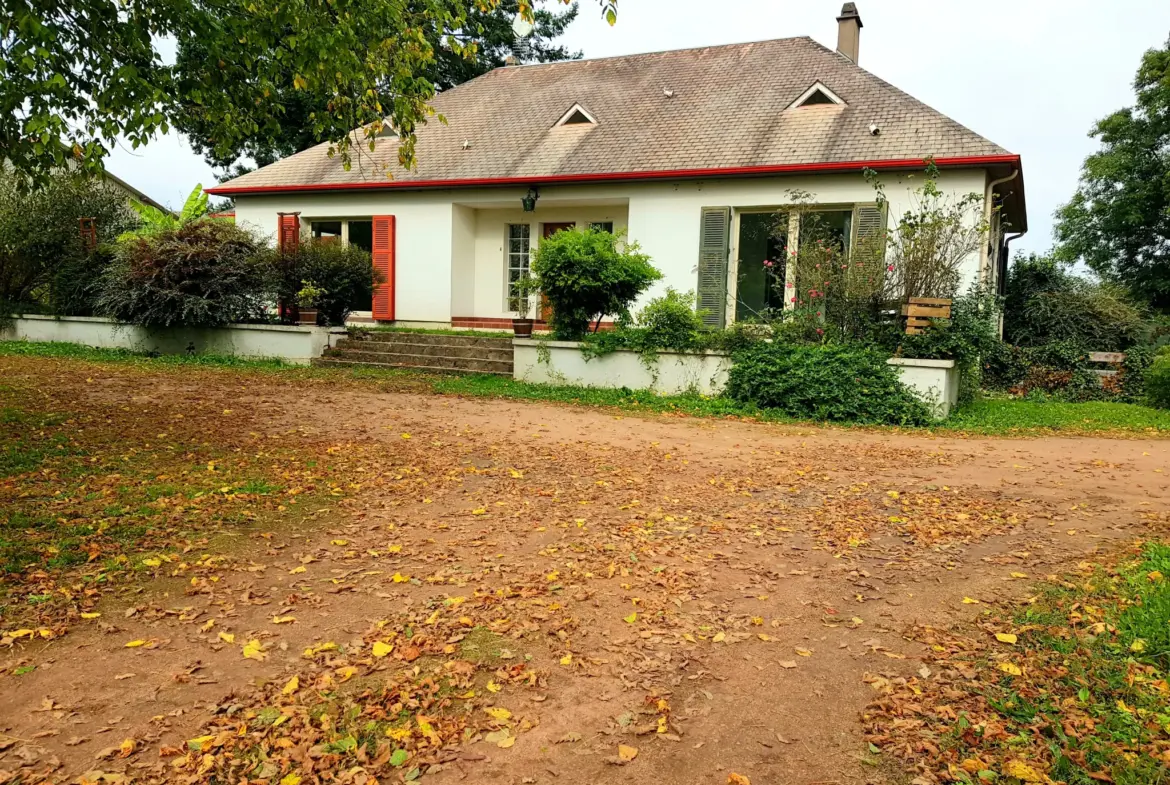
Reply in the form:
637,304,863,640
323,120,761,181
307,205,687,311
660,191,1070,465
784,212,800,311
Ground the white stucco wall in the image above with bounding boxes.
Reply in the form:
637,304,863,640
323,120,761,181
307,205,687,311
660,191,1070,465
469,205,629,319
233,191,456,323
231,169,990,325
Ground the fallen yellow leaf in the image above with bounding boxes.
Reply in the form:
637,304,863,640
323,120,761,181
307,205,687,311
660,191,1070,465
623,612,637,624
962,597,980,604
995,633,1018,644
1001,760,1044,783
80,612,101,620
998,662,1022,676
372,641,393,658
484,707,512,722
272,615,296,625
124,639,146,648
618,744,638,762
289,565,307,575
282,675,299,696
218,632,235,644
242,639,267,660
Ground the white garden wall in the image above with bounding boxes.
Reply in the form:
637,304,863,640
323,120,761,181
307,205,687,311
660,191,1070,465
2,315,337,365
513,339,731,396
887,357,960,419
513,340,958,418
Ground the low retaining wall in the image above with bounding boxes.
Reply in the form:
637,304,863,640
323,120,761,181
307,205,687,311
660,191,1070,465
513,340,731,396
513,340,958,418
887,357,959,419
2,315,338,365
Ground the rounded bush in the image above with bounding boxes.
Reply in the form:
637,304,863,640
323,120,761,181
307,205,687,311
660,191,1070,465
97,221,272,328
726,342,931,425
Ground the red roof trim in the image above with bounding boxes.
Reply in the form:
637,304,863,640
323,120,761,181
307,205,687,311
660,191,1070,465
204,155,1021,196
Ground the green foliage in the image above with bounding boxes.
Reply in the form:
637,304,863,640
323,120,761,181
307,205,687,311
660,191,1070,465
96,221,272,328
582,289,710,360
3,1,617,188
531,228,662,340
867,160,988,300
892,289,1002,402
1004,253,1145,350
0,172,138,311
175,0,582,171
726,342,931,425
271,238,380,326
1146,352,1170,408
119,184,208,240
1053,37,1170,308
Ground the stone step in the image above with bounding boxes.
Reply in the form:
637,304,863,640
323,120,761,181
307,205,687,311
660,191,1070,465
323,348,512,374
332,338,513,361
353,332,513,349
312,357,511,377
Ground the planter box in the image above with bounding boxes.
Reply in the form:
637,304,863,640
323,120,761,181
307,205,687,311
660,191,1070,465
2,315,339,365
887,357,959,419
513,339,731,396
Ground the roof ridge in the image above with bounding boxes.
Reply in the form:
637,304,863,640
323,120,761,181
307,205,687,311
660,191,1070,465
489,35,816,71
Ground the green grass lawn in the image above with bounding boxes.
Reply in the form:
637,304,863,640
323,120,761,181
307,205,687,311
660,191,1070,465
3,339,1169,436
946,397,1170,435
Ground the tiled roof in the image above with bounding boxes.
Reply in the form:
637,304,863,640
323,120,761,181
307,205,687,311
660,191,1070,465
213,36,1014,192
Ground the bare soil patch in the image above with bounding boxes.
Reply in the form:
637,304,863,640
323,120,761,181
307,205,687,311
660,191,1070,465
1,356,1168,785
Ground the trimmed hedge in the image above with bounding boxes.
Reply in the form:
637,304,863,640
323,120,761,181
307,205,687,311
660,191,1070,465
726,343,931,425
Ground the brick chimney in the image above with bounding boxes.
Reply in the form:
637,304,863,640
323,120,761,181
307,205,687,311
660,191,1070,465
836,3,862,64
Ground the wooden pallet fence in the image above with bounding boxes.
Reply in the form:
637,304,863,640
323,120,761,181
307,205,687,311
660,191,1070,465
901,297,952,335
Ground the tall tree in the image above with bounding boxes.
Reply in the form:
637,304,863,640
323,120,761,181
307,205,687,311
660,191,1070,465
1,0,613,189
1053,37,1170,308
176,0,582,174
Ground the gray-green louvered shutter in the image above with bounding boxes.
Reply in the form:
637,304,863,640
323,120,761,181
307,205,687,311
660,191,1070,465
852,204,887,258
697,207,730,328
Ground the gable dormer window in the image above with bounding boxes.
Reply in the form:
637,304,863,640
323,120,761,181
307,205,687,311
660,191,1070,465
554,103,598,127
787,82,845,110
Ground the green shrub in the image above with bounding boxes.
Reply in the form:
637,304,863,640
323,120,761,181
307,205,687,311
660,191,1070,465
1004,253,1144,350
726,342,931,425
1119,344,1155,403
531,228,661,340
97,221,272,328
271,238,379,326
0,172,139,310
1147,354,1170,409
892,289,1001,402
635,289,705,351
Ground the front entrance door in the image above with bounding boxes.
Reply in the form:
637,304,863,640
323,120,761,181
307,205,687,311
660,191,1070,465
542,222,575,239
540,223,575,322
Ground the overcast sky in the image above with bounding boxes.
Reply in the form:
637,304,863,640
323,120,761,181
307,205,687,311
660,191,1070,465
105,0,1170,256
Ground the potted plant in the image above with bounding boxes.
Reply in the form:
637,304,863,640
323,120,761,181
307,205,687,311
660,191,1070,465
511,273,539,338
295,280,326,325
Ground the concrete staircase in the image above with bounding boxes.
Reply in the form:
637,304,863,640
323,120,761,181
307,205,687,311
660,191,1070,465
315,332,514,376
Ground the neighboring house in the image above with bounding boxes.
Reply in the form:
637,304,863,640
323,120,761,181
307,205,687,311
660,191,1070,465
206,4,1026,329
101,170,173,215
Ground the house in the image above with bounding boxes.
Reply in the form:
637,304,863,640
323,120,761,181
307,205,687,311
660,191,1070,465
206,4,1026,330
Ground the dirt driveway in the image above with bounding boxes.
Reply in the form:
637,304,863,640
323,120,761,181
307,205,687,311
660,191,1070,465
2,358,1169,785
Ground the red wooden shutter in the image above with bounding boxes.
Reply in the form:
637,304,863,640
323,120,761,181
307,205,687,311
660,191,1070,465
371,215,395,321
277,213,300,253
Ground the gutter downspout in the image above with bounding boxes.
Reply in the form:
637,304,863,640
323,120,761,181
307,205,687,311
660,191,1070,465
981,169,1019,285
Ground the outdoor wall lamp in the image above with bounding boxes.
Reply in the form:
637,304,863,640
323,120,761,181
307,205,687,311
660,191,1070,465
521,187,539,212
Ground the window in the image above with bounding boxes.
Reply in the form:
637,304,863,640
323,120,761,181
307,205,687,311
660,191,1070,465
311,220,342,243
787,82,846,110
348,220,373,253
554,103,598,127
590,221,614,233
505,224,531,312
